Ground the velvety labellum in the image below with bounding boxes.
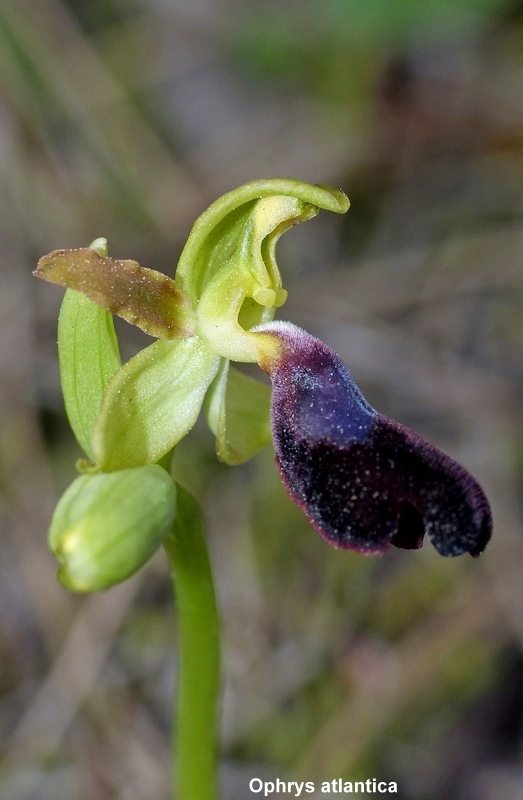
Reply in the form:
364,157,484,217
261,322,492,558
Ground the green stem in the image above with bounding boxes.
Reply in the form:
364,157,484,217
164,485,221,800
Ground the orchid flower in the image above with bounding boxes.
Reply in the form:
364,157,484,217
35,179,491,591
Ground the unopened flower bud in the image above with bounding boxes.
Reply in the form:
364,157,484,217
49,466,177,591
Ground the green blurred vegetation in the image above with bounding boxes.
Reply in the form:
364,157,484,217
1,0,523,798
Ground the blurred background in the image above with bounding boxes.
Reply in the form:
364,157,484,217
1,0,523,798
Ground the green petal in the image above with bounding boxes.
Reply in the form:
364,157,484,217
92,337,220,470
49,466,177,592
205,361,272,465
58,289,121,458
36,247,194,339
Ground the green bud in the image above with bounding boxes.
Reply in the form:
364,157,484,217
49,466,177,592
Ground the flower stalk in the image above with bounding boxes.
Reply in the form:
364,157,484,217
164,486,221,800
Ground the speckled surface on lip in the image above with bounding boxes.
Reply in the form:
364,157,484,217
260,321,492,557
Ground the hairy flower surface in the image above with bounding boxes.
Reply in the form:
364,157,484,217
34,180,492,569
256,321,492,557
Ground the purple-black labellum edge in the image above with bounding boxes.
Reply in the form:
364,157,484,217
256,321,492,558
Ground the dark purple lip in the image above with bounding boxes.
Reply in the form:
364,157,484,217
258,321,492,558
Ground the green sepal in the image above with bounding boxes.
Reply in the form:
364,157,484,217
176,178,349,305
49,466,177,592
205,361,272,465
178,179,349,363
58,289,121,459
91,337,221,471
